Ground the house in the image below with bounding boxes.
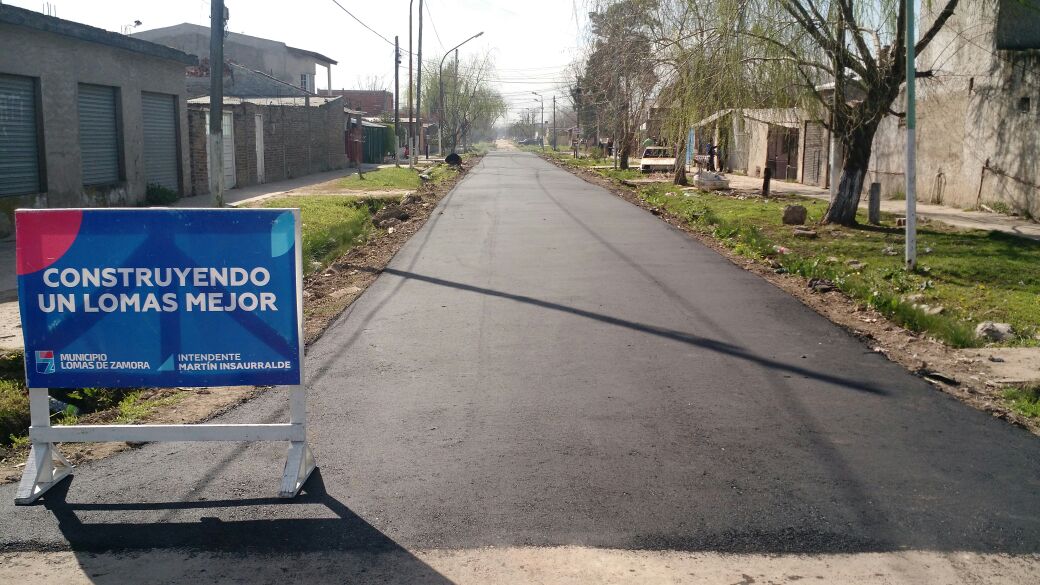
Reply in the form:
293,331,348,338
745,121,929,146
0,5,196,224
186,61,314,100
870,0,1040,215
692,109,807,181
133,23,336,95
186,96,348,195
321,90,394,117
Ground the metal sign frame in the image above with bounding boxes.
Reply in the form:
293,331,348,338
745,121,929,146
14,208,315,505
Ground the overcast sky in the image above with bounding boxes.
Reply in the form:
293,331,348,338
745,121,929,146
8,0,587,121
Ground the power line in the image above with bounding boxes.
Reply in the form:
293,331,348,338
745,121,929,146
424,0,446,52
329,0,396,49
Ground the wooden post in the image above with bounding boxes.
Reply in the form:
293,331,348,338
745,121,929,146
762,167,772,197
868,182,881,224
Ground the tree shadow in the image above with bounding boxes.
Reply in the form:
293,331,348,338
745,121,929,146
36,471,454,584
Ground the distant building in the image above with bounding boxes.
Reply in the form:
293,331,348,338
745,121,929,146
321,90,394,117
0,5,196,220
133,23,336,94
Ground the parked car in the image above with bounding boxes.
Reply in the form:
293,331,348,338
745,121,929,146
639,146,676,173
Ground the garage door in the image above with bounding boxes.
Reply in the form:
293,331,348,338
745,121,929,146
802,121,826,187
142,92,179,192
78,83,120,186
0,74,41,196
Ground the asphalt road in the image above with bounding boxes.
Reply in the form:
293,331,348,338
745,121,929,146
1,151,1038,581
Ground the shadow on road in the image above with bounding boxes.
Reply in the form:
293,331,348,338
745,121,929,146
37,471,454,583
381,267,888,396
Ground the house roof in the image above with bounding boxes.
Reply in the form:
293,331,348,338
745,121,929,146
693,108,802,129
0,5,197,65
188,95,343,107
134,23,336,65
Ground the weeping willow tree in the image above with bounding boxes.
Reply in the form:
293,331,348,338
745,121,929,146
422,52,507,153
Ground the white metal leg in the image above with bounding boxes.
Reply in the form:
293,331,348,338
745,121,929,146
279,384,316,497
15,388,74,505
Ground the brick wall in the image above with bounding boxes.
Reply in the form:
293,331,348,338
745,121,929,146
188,99,346,195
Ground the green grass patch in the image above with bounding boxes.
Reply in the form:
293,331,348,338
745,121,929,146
1003,385,1040,418
1,352,29,448
263,195,390,274
635,186,1040,348
115,390,185,424
335,167,421,191
427,163,460,184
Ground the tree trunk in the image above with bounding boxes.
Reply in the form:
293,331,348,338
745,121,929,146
619,144,630,169
822,123,879,226
673,138,688,186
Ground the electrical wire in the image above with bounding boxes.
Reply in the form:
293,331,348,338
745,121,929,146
329,0,396,49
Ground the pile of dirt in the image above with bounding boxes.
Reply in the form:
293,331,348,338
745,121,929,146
539,154,1040,436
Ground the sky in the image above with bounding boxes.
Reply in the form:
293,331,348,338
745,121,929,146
8,0,589,122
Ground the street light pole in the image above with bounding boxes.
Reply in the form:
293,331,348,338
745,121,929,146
552,95,557,151
415,0,423,164
438,31,484,156
532,92,544,150
408,0,414,168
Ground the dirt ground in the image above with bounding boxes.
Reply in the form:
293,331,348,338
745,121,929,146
0,158,480,484
540,155,1040,437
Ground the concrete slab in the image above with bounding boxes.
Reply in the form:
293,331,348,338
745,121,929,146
958,347,1040,386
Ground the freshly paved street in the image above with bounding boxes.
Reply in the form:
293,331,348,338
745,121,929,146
2,151,1038,583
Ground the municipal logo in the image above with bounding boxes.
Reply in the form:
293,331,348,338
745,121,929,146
35,350,55,374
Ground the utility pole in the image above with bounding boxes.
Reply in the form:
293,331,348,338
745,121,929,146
905,0,917,270
415,0,424,163
208,0,226,207
552,95,557,151
408,0,414,168
394,35,400,167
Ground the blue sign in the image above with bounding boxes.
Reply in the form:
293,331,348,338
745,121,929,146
16,208,302,388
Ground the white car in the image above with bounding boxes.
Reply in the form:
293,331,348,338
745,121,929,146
639,146,676,173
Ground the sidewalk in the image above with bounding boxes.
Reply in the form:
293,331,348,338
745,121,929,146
174,164,381,208
724,174,1040,241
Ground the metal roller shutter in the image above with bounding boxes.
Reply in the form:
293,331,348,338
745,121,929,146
142,92,179,192
802,121,826,187
78,84,120,186
0,74,41,196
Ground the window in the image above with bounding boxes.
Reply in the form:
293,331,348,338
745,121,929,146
0,74,44,196
78,83,122,186
1018,96,1031,114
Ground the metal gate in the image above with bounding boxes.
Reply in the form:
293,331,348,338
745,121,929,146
802,121,826,186
142,92,179,192
78,84,120,186
766,125,799,181
0,74,41,196
205,110,237,189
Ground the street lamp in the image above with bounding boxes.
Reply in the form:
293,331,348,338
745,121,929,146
439,31,484,156
532,92,544,150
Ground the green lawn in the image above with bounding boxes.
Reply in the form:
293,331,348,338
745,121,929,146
263,195,392,274
335,167,421,191
637,184,1040,348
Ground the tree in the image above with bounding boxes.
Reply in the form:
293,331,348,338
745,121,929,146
579,0,660,168
422,52,507,151
744,0,960,225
